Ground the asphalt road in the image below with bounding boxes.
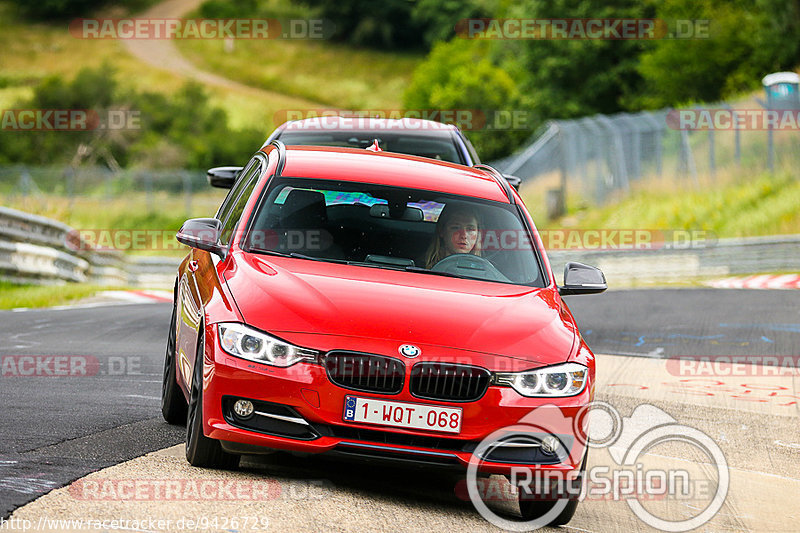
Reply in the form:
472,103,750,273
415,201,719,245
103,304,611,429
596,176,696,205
0,303,183,518
1,289,799,529
565,288,800,358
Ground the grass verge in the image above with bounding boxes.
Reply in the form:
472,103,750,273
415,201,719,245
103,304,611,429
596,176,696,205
0,281,118,310
524,170,800,238
0,191,222,256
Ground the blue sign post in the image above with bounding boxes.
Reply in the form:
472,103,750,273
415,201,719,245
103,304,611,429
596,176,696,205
761,72,800,172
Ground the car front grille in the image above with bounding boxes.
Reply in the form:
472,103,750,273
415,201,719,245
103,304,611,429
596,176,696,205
324,351,405,394
409,362,491,402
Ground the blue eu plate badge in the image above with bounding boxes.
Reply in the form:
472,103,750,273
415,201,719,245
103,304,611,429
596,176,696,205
343,396,356,421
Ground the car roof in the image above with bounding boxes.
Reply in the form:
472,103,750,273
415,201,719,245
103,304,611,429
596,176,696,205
276,116,460,138
261,145,509,203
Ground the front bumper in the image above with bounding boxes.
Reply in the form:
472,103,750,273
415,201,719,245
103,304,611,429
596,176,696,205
201,327,593,476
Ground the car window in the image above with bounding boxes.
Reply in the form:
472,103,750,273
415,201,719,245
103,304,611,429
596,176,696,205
244,178,544,287
219,159,263,245
277,131,465,164
216,158,259,223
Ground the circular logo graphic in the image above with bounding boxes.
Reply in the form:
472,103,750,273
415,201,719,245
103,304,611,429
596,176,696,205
398,344,421,358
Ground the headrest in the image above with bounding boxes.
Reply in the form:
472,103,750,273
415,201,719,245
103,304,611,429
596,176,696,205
281,189,327,228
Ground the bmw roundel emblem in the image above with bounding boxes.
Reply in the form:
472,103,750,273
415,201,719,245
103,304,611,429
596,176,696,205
399,344,421,358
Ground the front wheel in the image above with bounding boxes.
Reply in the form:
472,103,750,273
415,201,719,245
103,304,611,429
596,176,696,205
161,302,187,425
185,332,239,469
518,497,579,527
517,455,586,526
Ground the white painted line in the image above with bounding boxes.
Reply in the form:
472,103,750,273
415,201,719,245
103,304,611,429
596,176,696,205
774,440,800,450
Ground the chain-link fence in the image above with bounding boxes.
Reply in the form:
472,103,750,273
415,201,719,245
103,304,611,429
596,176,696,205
493,102,800,214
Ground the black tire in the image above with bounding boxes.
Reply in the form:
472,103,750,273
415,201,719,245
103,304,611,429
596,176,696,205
518,497,579,527
161,302,188,425
185,331,239,469
517,454,586,526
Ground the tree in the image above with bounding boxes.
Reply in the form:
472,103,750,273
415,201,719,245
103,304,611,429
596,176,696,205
404,39,530,160
635,0,800,107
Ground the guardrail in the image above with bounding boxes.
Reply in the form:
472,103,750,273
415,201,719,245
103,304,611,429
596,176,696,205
0,206,180,287
2,206,797,289
547,234,800,287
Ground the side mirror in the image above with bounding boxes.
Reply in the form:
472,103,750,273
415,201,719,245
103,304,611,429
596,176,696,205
558,262,607,296
502,173,521,190
176,218,227,259
207,166,243,189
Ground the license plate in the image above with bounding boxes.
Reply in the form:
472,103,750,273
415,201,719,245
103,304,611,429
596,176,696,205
342,395,462,434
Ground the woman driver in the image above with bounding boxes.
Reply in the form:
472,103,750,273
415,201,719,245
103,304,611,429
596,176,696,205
424,204,482,268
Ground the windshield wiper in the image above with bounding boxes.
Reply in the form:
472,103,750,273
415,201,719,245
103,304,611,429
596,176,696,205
404,266,468,280
289,253,350,264
248,249,350,265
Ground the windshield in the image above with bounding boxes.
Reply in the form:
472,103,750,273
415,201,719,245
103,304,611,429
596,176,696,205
277,130,465,164
243,178,545,287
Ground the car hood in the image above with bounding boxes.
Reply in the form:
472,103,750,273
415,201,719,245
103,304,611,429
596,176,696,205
223,253,576,365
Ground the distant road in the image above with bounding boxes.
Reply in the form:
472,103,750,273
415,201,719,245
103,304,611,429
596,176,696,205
121,0,319,105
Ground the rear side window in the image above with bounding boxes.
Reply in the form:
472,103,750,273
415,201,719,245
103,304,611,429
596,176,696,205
219,159,263,245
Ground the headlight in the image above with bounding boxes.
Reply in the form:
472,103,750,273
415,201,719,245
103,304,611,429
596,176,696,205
493,362,588,397
217,323,317,367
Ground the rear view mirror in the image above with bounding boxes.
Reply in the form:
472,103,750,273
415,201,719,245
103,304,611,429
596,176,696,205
207,166,243,189
558,262,607,296
369,204,424,221
176,218,227,259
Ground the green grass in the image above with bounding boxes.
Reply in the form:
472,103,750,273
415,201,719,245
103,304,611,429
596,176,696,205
0,3,186,99
1,191,225,256
174,0,422,113
528,171,800,238
0,281,117,309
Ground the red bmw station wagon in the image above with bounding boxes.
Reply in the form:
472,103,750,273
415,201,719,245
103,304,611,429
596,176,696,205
162,140,606,525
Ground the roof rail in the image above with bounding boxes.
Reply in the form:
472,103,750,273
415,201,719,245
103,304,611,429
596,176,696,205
270,139,287,177
474,164,515,204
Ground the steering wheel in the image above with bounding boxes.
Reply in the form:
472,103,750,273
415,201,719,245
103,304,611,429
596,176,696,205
431,254,511,282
